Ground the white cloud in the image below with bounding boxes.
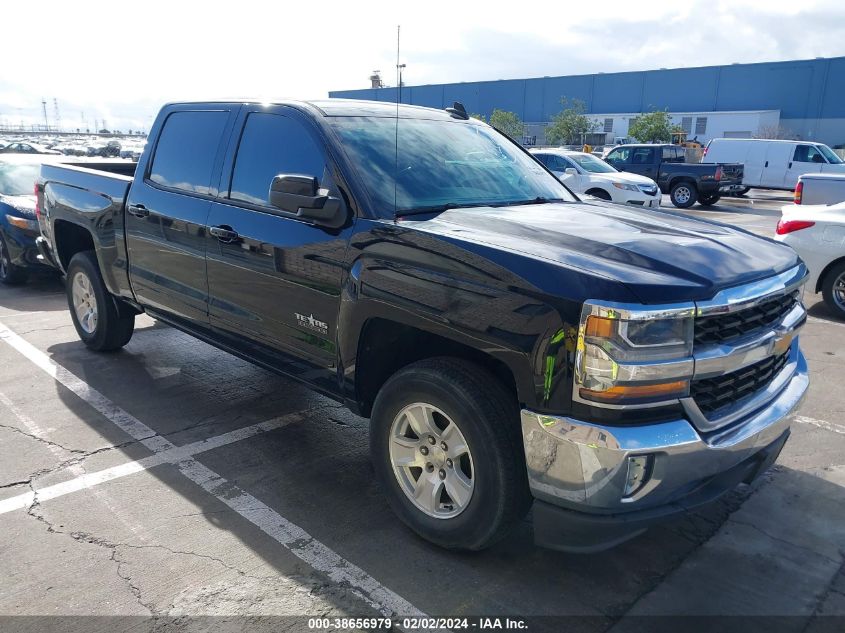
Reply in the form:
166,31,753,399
1,0,843,131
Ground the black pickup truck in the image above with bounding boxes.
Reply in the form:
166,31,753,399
604,143,744,208
36,100,808,553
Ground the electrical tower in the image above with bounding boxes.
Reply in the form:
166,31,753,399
41,98,49,130
53,98,61,132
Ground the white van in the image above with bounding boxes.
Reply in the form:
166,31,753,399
702,138,845,192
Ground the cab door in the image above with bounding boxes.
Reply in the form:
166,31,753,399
784,144,827,189
205,106,354,390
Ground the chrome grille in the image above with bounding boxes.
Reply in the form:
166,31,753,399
694,291,798,347
691,351,789,416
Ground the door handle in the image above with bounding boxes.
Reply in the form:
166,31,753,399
765,161,769,168
127,204,149,218
209,226,239,241
788,162,792,168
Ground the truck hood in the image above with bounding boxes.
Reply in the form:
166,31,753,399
410,200,799,304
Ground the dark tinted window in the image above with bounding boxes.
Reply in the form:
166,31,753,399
631,147,655,164
230,112,328,206
149,111,229,195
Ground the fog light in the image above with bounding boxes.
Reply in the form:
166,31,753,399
624,455,652,497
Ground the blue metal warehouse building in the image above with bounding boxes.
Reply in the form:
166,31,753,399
330,56,845,146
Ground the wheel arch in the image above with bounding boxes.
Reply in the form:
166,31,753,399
352,316,524,418
816,256,845,293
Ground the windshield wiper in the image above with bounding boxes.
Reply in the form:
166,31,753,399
490,197,566,207
396,202,489,218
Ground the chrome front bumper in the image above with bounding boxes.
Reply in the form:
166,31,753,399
521,345,808,513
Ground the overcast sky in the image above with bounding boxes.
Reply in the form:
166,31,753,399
2,0,843,133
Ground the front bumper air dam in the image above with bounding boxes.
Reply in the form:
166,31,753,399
521,350,808,553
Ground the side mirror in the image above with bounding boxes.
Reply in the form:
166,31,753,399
269,174,347,229
564,167,578,176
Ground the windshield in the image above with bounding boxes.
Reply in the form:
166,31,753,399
0,163,39,196
330,117,576,215
568,153,617,174
817,144,844,165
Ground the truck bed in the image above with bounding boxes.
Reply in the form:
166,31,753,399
37,162,135,297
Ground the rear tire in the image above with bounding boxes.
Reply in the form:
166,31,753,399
733,187,751,197
0,235,28,285
66,251,134,351
821,261,845,320
698,194,721,207
670,181,698,208
370,358,531,550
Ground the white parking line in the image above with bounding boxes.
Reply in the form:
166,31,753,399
807,316,845,328
0,321,427,619
794,415,845,435
0,411,309,515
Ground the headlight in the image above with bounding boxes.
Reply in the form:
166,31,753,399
5,214,39,232
612,182,639,191
574,301,694,406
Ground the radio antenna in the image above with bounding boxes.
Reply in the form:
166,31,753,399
393,24,400,221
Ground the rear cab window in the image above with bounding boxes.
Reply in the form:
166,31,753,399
148,110,230,195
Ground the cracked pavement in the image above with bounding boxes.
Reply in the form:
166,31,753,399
1,198,845,631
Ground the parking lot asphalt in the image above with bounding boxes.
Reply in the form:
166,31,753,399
1,191,844,632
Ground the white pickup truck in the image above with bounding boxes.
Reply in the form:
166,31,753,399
795,172,845,206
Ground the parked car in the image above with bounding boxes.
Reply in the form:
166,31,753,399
794,173,845,206
776,200,845,318
702,138,845,193
0,156,68,283
604,143,744,208
530,149,660,207
0,142,61,155
37,99,808,553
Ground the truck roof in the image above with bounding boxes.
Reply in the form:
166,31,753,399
163,98,460,120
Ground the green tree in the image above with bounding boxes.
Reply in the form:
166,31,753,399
545,98,595,146
628,110,674,143
470,113,486,122
488,109,524,139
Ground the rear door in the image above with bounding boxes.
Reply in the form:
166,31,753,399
743,141,767,186
760,142,794,189
627,146,657,178
784,144,827,188
205,106,353,389
125,106,237,322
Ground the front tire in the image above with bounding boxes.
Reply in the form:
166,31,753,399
670,181,698,208
822,261,845,320
370,358,531,550
66,251,135,351
0,235,28,285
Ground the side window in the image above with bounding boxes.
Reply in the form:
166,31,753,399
149,111,229,195
675,147,686,162
632,147,654,164
662,146,675,161
534,154,553,168
607,147,630,163
794,145,825,164
230,112,329,207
